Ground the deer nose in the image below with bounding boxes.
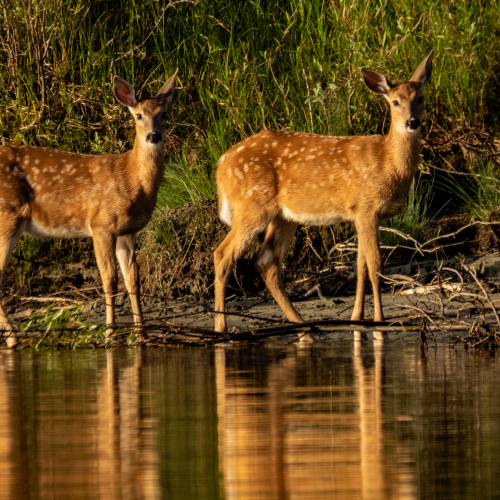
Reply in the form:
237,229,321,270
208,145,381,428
407,118,421,130
146,132,162,144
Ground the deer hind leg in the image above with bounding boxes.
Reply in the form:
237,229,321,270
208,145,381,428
356,222,388,341
0,218,26,347
256,216,303,324
92,229,118,335
214,218,263,333
116,234,143,330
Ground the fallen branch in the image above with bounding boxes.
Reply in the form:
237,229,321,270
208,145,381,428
20,296,83,303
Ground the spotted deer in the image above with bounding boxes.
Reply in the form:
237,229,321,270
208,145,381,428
214,52,433,340
0,70,178,346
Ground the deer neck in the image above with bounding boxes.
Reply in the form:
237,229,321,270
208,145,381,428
385,126,422,181
127,137,166,196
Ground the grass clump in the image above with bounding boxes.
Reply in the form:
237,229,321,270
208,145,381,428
443,163,500,222
380,178,434,246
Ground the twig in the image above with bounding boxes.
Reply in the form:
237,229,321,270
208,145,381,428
462,263,500,327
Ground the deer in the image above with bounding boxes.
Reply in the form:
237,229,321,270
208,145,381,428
214,51,433,341
0,70,178,347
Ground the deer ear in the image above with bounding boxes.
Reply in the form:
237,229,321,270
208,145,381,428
114,77,137,108
361,68,393,95
410,50,434,86
155,69,178,102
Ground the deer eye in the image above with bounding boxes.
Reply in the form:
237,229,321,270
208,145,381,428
161,112,167,120
136,114,142,120
392,100,399,107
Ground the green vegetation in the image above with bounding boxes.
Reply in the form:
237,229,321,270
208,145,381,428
381,178,434,246
442,163,500,222
17,303,110,349
1,0,499,191
1,0,500,296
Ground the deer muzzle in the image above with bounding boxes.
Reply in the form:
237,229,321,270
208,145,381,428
406,117,421,130
146,132,162,144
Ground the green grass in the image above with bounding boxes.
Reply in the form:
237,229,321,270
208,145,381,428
442,163,500,222
1,0,499,208
380,177,434,246
159,152,216,208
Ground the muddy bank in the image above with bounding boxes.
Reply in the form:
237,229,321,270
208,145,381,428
55,251,496,339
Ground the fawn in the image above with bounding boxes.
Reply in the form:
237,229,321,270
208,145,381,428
214,52,433,340
0,70,178,346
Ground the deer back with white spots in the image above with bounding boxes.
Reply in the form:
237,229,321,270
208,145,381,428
0,70,178,345
214,52,433,340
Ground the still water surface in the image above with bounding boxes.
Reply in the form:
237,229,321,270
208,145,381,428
0,340,499,499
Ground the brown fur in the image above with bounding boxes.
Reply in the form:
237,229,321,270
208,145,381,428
0,71,178,345
214,53,433,339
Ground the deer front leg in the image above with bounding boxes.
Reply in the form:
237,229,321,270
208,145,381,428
358,222,388,341
116,234,143,330
92,230,118,335
352,237,368,341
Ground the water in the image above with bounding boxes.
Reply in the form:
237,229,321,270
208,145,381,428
0,340,499,499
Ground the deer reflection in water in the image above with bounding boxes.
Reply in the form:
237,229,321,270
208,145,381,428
0,350,161,500
216,343,416,500
0,343,496,499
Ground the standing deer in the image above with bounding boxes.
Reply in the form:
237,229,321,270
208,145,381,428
214,52,433,340
0,70,178,346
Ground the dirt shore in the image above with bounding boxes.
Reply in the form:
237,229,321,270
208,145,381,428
31,252,497,342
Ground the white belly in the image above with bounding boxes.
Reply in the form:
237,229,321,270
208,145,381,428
280,206,352,226
24,219,91,239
